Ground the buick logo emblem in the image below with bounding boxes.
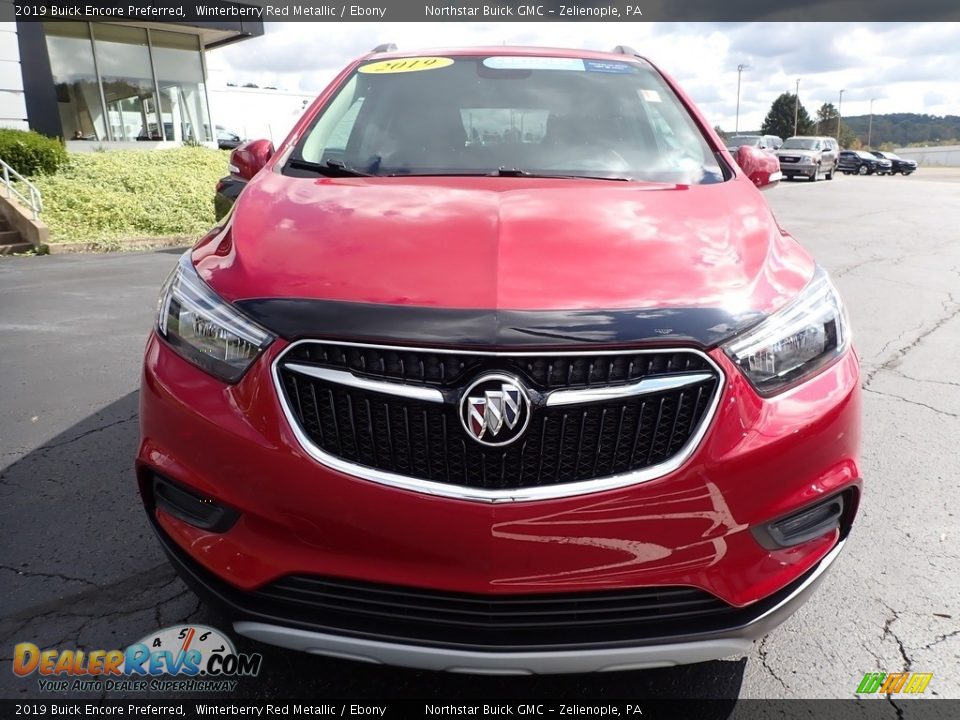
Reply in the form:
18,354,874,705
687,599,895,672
459,374,531,446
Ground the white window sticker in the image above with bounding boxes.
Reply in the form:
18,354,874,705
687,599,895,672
640,89,662,103
483,56,586,72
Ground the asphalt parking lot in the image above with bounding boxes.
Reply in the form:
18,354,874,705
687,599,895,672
1,168,958,702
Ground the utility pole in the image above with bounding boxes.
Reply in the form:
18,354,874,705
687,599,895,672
837,89,845,143
793,78,800,136
868,98,877,148
735,64,749,135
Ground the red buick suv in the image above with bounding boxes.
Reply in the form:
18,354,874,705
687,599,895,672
137,45,861,674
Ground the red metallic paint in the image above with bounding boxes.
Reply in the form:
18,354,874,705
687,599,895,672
139,332,860,608
735,145,782,190
139,47,862,625
229,139,275,182
194,175,813,317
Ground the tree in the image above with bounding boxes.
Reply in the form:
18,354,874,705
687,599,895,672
815,102,839,136
761,93,814,139
713,125,728,141
838,123,858,149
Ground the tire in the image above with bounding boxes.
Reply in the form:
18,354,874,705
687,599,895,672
858,165,868,175
809,164,819,182
826,164,835,180
902,171,912,176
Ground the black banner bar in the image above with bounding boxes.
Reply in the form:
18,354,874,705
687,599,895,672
1,700,957,719
12,0,960,23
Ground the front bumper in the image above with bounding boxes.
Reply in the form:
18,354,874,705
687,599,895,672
778,161,818,177
138,332,861,670
149,510,846,673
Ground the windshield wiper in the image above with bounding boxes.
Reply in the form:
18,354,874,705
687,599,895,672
489,166,631,181
286,158,373,177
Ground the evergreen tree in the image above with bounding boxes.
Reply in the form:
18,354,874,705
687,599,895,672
761,93,814,139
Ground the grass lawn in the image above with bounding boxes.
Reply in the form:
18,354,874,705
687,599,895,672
27,147,229,250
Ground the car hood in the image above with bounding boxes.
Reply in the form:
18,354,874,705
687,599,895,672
195,173,813,338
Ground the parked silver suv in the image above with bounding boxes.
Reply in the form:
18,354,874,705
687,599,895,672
776,136,839,181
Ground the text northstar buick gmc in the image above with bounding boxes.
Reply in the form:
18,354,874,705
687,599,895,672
138,45,861,674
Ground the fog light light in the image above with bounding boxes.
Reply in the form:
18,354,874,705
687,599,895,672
152,474,239,533
752,492,847,549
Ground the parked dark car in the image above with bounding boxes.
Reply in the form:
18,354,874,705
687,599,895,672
214,175,245,221
837,150,893,175
871,151,917,176
217,126,244,150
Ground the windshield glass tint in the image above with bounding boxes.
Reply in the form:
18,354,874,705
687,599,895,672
290,55,724,184
782,139,819,150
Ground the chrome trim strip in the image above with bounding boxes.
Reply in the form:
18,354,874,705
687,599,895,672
283,363,444,403
271,339,726,503
545,372,715,407
234,539,845,674
233,624,751,674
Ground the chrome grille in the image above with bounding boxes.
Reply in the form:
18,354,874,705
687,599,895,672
275,342,723,501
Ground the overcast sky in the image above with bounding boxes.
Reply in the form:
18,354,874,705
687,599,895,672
205,22,960,131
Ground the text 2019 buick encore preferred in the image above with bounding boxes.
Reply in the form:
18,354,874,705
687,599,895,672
137,45,861,674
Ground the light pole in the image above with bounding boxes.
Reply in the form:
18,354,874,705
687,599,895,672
836,89,845,143
868,98,877,148
793,78,800,136
735,64,749,135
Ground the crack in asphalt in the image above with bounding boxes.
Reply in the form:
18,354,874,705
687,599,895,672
923,628,960,650
881,607,913,673
862,387,960,419
881,605,912,720
889,370,960,389
0,413,138,487
27,414,137,453
0,563,175,638
0,565,98,589
756,636,788,690
863,297,960,387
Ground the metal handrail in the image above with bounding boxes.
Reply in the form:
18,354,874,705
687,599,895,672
1,157,43,220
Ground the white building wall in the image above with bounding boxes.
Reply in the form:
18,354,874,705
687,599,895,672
0,5,27,131
894,145,960,167
208,86,316,144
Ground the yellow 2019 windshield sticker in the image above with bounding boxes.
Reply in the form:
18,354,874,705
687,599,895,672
359,57,454,74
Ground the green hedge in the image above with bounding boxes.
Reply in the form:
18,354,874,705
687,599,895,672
29,147,229,247
0,128,68,176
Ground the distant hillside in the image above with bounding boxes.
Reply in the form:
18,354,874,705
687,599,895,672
842,113,960,147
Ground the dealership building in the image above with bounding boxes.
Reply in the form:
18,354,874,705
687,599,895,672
0,0,264,145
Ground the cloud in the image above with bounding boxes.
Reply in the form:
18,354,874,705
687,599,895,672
206,21,960,130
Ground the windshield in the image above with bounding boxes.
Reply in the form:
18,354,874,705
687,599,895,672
728,136,761,146
288,55,725,184
781,138,819,150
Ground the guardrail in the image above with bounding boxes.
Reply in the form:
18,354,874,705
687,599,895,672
1,157,43,220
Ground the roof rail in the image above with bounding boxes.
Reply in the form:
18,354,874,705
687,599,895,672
371,43,397,53
611,45,640,57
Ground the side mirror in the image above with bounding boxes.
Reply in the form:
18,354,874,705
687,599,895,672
735,144,781,191
229,139,275,181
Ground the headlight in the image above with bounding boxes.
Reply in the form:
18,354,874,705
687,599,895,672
723,267,850,396
800,156,815,164
157,252,274,382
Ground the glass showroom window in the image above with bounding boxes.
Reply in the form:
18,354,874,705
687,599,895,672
43,22,106,141
91,24,161,142
150,30,213,143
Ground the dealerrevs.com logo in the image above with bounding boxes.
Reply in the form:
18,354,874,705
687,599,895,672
12,625,262,693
